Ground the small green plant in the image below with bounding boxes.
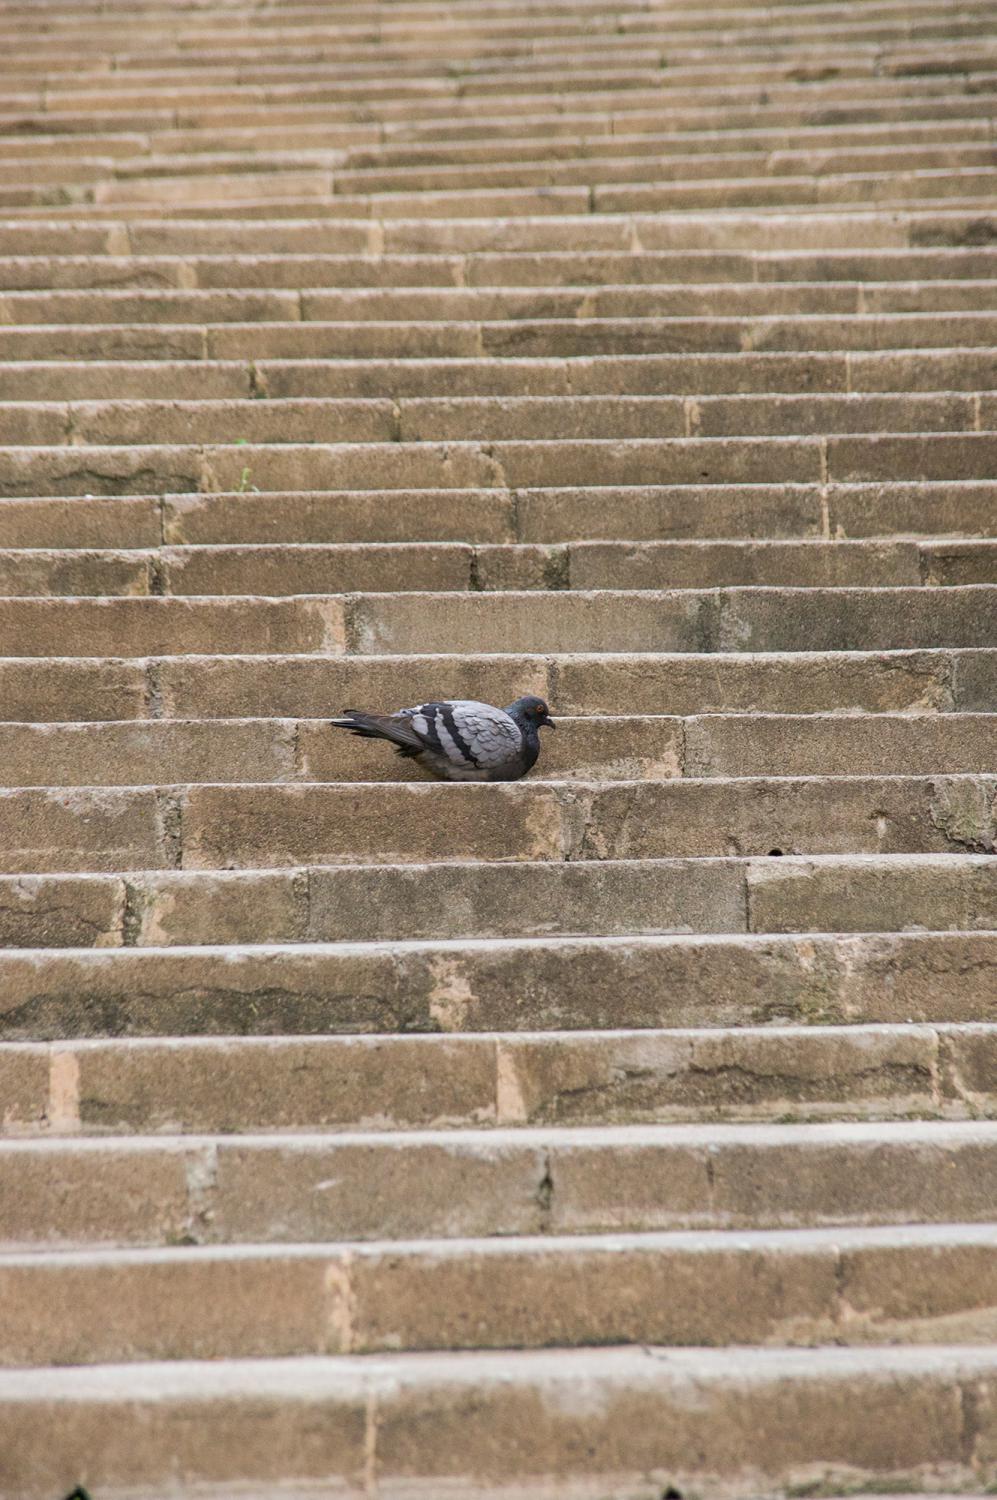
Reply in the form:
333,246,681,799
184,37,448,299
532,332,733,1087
236,465,259,494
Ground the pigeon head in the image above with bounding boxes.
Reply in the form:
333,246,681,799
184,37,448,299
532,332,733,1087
506,695,556,732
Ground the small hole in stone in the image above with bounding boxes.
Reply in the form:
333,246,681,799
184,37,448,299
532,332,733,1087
662,1489,684,1500
768,848,783,857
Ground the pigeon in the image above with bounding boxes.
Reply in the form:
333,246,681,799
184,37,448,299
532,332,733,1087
329,695,555,781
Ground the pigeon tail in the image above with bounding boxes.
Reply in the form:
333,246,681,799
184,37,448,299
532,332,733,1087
329,710,424,758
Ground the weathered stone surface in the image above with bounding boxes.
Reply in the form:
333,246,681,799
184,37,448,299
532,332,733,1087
1,0,996,1488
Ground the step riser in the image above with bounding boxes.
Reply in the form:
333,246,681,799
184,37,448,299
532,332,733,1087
5,279,997,322
2,857,995,948
0,205,991,257
5,313,997,366
0,715,993,785
8,174,996,219
2,649,985,724
5,480,997,551
5,432,997,496
3,1125,997,1247
2,1229,995,1365
5,394,997,451
0,589,994,659
4,351,997,407
1,934,992,1037
3,1346,995,1500
3,1025,994,1134
1,541,994,598
3,775,996,873
4,249,997,293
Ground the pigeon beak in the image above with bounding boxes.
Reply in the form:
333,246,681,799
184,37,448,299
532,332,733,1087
540,713,556,729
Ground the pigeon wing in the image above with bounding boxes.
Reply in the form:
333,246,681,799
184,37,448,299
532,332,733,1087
403,700,522,772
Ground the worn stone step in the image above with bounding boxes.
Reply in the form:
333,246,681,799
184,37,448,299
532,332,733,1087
10,169,996,220
3,1344,995,1500
5,539,996,596
0,595,347,657
3,774,994,874
3,1022,995,1135
326,144,997,197
0,1222,993,1366
9,33,995,82
3,647,990,725
0,204,990,258
341,586,997,655
5,275,997,326
3,1119,997,1248
6,431,997,496
6,479,996,551
4,929,996,1040
350,122,997,172
5,312,997,367
3,246,996,294
7,350,997,407
15,64,997,122
15,58,994,118
1,589,994,660
0,78,986,136
0,713,993,786
8,89,996,154
0,714,679,785
1,853,994,949
8,392,997,450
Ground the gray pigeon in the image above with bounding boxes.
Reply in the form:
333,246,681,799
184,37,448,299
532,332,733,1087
329,695,555,781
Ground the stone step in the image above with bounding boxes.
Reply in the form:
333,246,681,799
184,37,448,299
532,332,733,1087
2,1344,995,1500
6,350,997,407
4,538,996,595
348,121,997,171
12,56,993,117
2,930,993,1038
10,142,997,207
2,647,990,724
0,713,993,786
4,119,995,174
0,205,990,258
8,392,997,451
28,11,926,41
2,0,989,31
8,140,996,198
6,479,997,551
345,586,997,655
3,774,994,873
8,27,995,77
7,280,997,321
9,169,995,219
2,1022,995,1133
8,88,996,150
5,312,996,367
3,247,996,294
2,853,994,948
2,3,990,38
0,596,346,657
326,143,997,196
3,1119,997,1248
11,50,994,105
6,431,997,495
0,1223,993,1366
1,589,995,659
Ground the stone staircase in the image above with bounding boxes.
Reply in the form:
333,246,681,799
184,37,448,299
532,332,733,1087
0,0,996,1494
